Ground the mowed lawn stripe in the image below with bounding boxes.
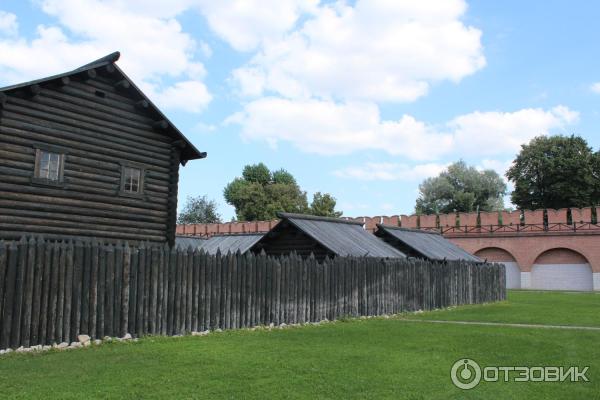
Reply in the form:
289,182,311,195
402,319,600,331
0,317,598,399
406,290,600,328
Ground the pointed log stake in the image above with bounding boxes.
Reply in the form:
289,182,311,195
153,120,169,130
135,99,149,109
115,80,131,90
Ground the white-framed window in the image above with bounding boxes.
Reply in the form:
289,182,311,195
33,147,65,184
120,163,145,197
122,166,141,193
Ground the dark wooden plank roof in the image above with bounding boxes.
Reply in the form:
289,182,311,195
277,213,405,258
0,51,205,163
175,236,207,250
196,234,264,255
375,224,481,262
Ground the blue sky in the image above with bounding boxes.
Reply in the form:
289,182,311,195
1,0,598,220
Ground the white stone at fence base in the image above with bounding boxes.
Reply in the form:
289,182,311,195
78,334,91,344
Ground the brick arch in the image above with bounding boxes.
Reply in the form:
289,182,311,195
449,235,600,274
529,247,594,291
474,247,517,264
518,242,599,273
532,247,592,269
451,239,531,271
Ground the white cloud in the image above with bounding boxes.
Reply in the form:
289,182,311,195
193,122,217,134
144,80,212,113
449,106,579,155
229,98,578,159
197,0,318,52
0,11,18,36
478,159,513,177
0,1,212,112
591,82,600,94
334,162,449,181
233,0,485,102
227,98,452,159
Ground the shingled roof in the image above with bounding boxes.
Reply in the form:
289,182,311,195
0,51,205,164
252,213,405,259
374,225,481,262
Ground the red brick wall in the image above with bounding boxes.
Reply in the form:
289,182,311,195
176,220,279,237
177,207,598,237
176,208,600,273
534,248,588,264
450,234,600,272
474,247,516,262
479,211,499,226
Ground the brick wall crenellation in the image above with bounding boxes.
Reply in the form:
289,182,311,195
176,207,598,237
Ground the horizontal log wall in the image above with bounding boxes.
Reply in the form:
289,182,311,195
0,73,178,243
0,237,506,350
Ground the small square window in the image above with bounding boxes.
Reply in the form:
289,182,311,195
34,149,64,182
120,164,145,197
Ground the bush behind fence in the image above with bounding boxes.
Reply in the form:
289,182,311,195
0,237,505,350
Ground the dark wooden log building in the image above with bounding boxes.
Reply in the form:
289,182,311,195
252,213,405,261
0,52,205,245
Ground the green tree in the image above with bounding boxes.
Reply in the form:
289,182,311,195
310,192,343,218
224,163,343,221
242,162,271,185
416,161,506,214
177,195,222,224
593,151,600,201
507,135,599,209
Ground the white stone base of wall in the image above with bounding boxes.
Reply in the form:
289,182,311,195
520,272,531,289
503,262,521,289
594,273,600,291
530,264,593,291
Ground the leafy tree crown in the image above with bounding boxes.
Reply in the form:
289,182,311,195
224,163,343,221
177,196,222,224
506,135,599,209
415,161,507,214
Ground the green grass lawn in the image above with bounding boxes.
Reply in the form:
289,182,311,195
405,290,600,327
1,290,598,399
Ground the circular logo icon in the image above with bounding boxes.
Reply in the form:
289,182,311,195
451,358,482,390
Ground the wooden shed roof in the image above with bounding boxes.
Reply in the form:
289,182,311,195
375,224,481,262
0,51,205,163
175,235,207,250
271,213,406,258
200,234,265,255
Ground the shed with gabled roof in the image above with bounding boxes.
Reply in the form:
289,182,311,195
374,224,481,262
251,213,405,261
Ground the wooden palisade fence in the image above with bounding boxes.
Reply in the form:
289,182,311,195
0,237,505,350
